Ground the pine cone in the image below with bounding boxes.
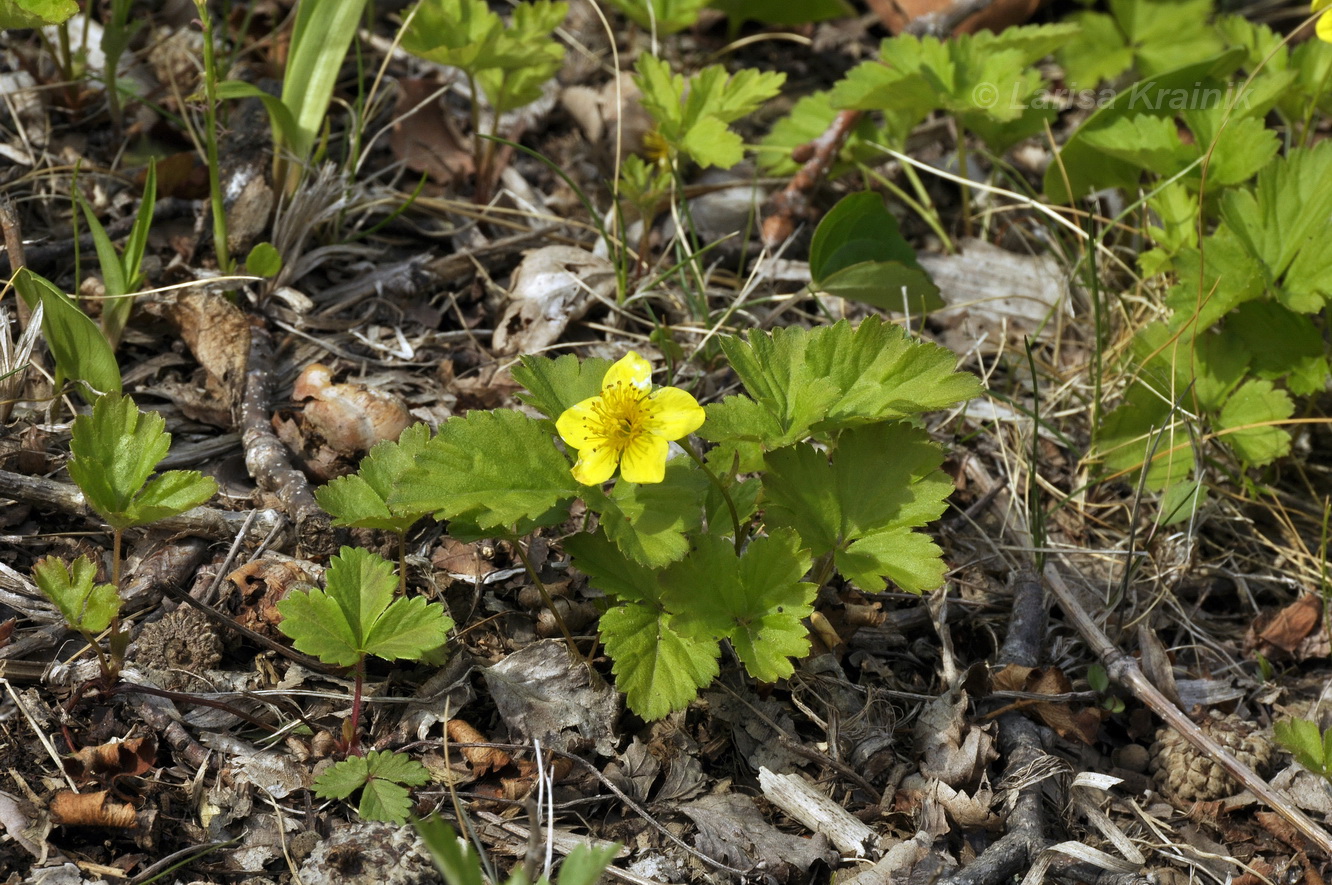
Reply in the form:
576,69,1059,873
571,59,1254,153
1149,711,1273,802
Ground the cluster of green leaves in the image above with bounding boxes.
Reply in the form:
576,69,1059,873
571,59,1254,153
324,319,977,721
78,163,155,349
402,0,567,116
417,815,618,885
1046,2,1332,518
314,749,430,825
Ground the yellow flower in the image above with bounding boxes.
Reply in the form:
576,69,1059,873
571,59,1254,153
1318,0,1332,42
556,351,705,485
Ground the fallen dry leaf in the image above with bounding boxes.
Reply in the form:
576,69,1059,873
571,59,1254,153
492,246,615,356
63,736,156,786
915,688,997,789
992,664,1102,745
49,790,138,828
291,363,413,456
445,719,512,776
1248,594,1324,659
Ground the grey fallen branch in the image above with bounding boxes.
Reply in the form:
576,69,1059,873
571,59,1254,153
239,321,333,556
0,467,285,545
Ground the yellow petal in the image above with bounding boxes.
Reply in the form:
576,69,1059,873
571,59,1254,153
556,396,604,448
644,387,706,440
571,443,619,485
602,351,652,393
619,434,669,483
1319,8,1332,41
1316,0,1332,13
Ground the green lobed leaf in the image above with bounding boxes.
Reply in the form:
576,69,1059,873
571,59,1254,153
1214,379,1293,466
512,353,613,421
314,751,430,824
602,0,710,34
700,318,982,450
599,601,720,720
125,470,219,527
662,531,814,684
758,90,898,175
277,547,453,667
761,424,953,591
1043,49,1246,202
1219,142,1332,307
317,423,433,532
1226,301,1329,396
1058,11,1134,88
836,526,946,594
1096,381,1196,490
586,461,709,568
32,555,120,634
390,410,576,531
69,393,168,511
14,269,121,398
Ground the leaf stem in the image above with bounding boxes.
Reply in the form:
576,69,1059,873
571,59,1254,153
682,440,745,555
347,656,366,756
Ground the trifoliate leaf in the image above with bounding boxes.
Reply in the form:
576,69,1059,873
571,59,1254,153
567,529,722,718
513,354,613,421
277,547,453,667
32,555,120,634
1078,114,1192,174
634,54,784,169
662,531,814,684
600,601,720,720
390,410,576,531
1163,227,1266,332
837,526,945,594
68,394,216,529
589,461,708,568
317,423,432,532
1215,379,1293,466
702,318,982,450
762,424,953,591
1219,142,1332,311
1182,110,1280,188
314,751,430,824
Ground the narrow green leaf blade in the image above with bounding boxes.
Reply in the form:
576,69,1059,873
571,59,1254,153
14,269,121,397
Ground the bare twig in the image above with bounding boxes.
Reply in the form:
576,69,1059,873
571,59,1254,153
238,321,333,557
0,467,285,543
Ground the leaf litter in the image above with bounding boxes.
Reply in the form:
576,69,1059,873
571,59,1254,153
1,0,1331,883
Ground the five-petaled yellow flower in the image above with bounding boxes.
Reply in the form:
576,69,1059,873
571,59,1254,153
556,351,705,485
1318,0,1332,42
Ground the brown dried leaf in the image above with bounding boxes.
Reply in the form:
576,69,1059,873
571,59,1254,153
914,689,996,789
1251,594,1323,658
492,246,615,356
390,78,475,185
49,791,138,828
992,664,1102,744
230,558,317,637
445,719,512,775
63,737,156,785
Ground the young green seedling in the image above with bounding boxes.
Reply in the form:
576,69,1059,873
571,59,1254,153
1274,719,1332,781
32,554,121,681
316,423,433,587
14,268,121,399
277,546,454,754
313,749,430,824
54,393,217,678
77,161,156,349
401,0,567,199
